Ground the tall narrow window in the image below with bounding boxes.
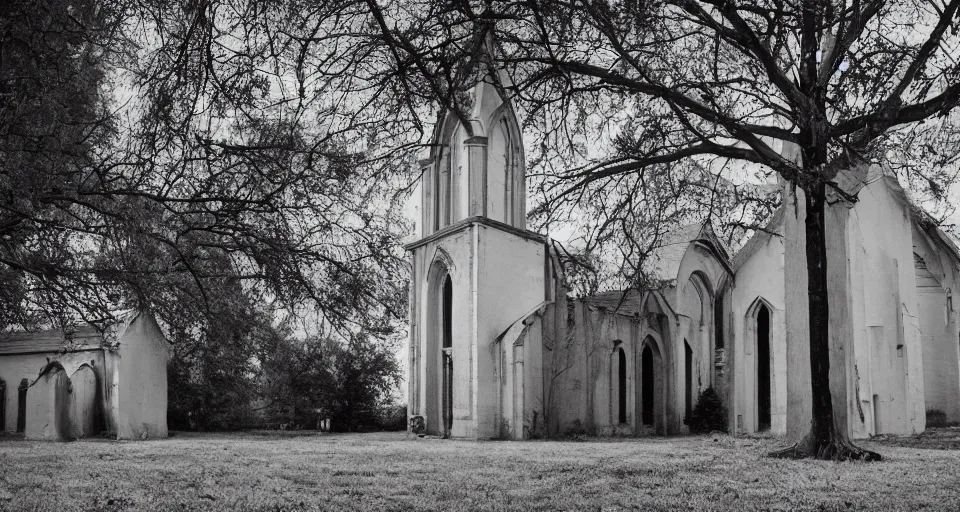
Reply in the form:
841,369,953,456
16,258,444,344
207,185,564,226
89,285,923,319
502,118,514,224
617,348,627,424
441,274,454,437
433,147,451,232
714,286,725,349
17,378,28,433
641,346,654,425
684,340,693,423
440,158,451,228
757,304,771,431
442,276,453,349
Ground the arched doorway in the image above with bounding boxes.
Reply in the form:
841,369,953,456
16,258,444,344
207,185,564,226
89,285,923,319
641,346,654,425
441,275,453,438
17,378,28,433
684,340,693,424
757,303,771,431
637,336,665,434
617,347,627,424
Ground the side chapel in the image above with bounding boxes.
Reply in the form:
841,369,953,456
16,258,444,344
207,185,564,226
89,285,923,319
405,45,960,441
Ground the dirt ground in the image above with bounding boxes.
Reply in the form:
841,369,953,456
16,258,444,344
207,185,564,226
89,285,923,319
1,429,958,511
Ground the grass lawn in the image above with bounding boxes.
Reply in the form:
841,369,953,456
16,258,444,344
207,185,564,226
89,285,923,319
1,429,959,511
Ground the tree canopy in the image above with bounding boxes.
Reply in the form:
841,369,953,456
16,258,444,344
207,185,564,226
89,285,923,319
1,0,410,345
5,0,960,457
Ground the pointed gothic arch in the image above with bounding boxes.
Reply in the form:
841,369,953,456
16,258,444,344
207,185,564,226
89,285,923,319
609,340,633,428
745,296,777,433
485,104,525,228
682,271,715,405
425,254,456,437
637,335,667,434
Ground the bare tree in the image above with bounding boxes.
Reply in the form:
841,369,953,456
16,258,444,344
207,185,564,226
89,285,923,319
351,1,960,460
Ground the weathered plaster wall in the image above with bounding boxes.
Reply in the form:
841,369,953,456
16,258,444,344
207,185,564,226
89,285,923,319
672,245,727,432
410,228,475,436
69,364,99,438
477,225,545,438
115,314,170,439
847,177,925,436
730,232,787,434
0,351,105,433
916,289,960,421
409,220,544,439
912,224,960,423
546,292,674,437
25,365,70,441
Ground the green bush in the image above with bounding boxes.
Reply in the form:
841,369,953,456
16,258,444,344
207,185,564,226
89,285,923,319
688,387,727,434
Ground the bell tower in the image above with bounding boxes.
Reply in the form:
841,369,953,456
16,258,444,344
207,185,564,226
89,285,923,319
405,40,548,439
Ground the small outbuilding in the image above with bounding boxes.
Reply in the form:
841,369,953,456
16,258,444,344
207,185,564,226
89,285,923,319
0,310,170,440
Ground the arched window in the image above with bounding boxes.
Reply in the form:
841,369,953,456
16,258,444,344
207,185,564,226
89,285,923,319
437,145,452,230
442,275,453,349
617,347,627,424
641,346,654,425
714,284,725,349
757,303,771,431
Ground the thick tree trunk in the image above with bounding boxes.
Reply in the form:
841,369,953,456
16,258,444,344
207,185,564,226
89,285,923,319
771,182,880,461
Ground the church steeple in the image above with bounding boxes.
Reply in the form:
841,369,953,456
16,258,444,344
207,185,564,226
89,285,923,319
406,34,546,440
418,41,525,238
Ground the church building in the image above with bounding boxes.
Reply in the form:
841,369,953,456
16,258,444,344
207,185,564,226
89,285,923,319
405,52,960,440
0,309,170,441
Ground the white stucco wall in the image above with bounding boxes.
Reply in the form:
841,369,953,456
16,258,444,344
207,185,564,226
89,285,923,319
0,351,105,433
847,178,925,436
672,244,727,433
115,313,170,439
25,365,70,441
730,231,787,434
69,364,99,438
912,224,960,423
477,224,545,438
546,296,672,437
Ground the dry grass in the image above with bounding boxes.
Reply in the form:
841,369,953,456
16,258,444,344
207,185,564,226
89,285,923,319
1,429,959,511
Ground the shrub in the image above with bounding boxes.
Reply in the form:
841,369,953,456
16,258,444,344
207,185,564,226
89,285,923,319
377,404,408,431
927,409,948,428
688,387,727,434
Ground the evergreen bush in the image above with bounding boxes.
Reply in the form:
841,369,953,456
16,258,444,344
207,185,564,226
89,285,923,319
688,387,727,433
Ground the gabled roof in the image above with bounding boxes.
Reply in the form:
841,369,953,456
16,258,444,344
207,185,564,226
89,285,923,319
731,207,785,272
867,165,960,265
0,309,164,356
647,221,732,283
0,325,104,356
582,289,644,315
910,205,960,266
